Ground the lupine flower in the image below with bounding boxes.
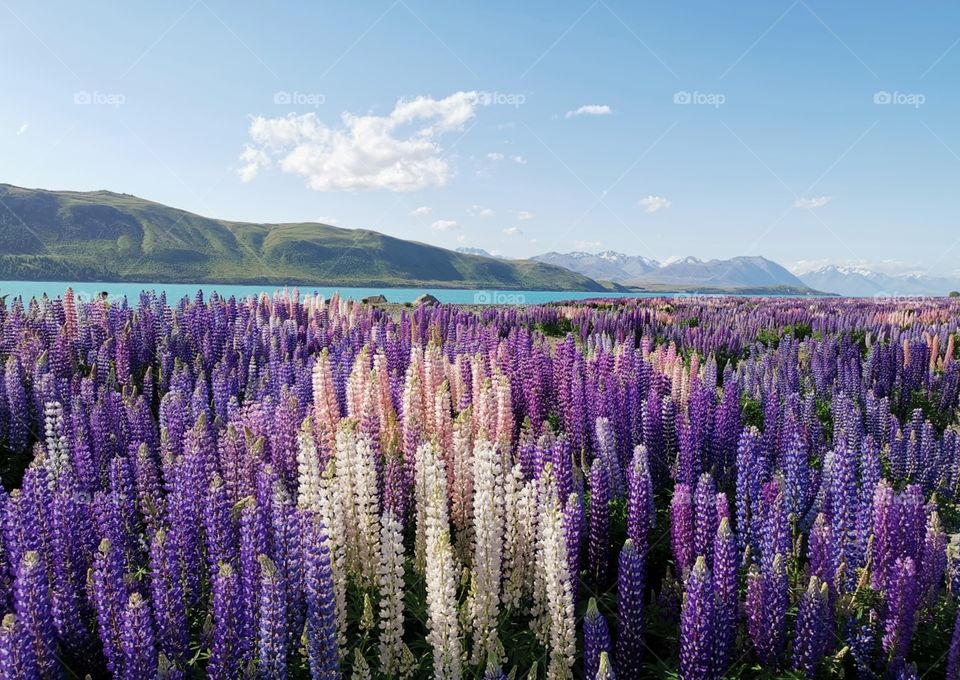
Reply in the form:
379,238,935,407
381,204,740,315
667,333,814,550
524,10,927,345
13,551,58,678
596,651,616,680
680,555,715,680
378,510,406,676
712,518,737,674
671,484,694,577
792,577,830,677
209,563,243,679
120,592,158,680
615,539,644,678
470,440,504,663
883,556,919,666
257,555,288,679
589,460,610,586
583,597,612,680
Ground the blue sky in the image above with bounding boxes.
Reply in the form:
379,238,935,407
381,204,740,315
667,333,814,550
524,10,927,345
3,1,960,275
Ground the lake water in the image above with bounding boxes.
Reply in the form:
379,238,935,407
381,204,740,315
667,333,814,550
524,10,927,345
0,280,663,305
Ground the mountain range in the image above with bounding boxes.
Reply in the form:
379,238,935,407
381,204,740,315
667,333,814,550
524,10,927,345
796,265,960,297
533,251,818,294
0,185,607,291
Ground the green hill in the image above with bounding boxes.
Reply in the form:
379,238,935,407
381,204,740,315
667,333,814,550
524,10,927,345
0,184,610,291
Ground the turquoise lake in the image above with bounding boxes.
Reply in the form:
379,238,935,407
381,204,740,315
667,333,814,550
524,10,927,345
0,280,662,305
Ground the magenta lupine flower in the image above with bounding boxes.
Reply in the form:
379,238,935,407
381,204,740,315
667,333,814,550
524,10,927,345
589,460,610,586
120,592,158,680
792,577,830,677
615,539,644,678
680,556,715,680
671,483,694,577
583,597,612,680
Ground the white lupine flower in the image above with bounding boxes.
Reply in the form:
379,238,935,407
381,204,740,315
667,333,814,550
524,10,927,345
539,471,576,679
503,463,536,611
333,422,362,573
43,400,70,480
414,442,447,572
296,418,323,509
351,434,381,585
378,510,406,677
469,440,504,664
351,649,372,680
317,459,348,650
425,526,462,679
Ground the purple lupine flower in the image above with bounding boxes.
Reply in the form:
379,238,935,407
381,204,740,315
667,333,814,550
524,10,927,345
583,597,612,680
920,510,946,608
13,551,59,678
808,513,838,600
712,518,737,675
91,538,128,676
626,445,654,553
563,492,584,605
120,592,158,680
792,577,830,677
209,563,243,679
693,473,717,567
680,555,715,680
746,553,787,669
882,556,919,666
0,614,39,680
147,529,188,668
671,483,694,577
257,554,288,679
303,514,339,680
615,539,645,678
947,606,960,680
589,460,610,586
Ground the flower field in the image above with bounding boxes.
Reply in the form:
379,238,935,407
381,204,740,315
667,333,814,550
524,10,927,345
1,290,960,679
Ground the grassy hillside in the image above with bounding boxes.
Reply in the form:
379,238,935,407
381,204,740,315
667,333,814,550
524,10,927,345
0,184,607,291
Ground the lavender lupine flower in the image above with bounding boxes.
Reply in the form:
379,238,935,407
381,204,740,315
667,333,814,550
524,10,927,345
615,539,644,679
589,460,610,586
209,563,243,679
680,556,715,680
13,551,59,679
671,484,694,577
792,577,830,677
882,556,919,666
712,518,737,674
257,555,288,679
120,592,158,680
583,598,612,680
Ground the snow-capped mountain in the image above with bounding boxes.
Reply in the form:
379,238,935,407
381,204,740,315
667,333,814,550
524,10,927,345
799,265,960,297
532,251,661,282
533,251,813,291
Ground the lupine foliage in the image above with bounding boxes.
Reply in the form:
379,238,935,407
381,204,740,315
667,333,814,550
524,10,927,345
0,290,959,678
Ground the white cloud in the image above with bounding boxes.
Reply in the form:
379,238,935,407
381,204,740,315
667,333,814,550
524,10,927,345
794,196,832,209
316,216,338,225
502,226,522,236
467,205,495,218
486,152,504,161
239,91,481,191
639,195,672,213
431,219,459,232
410,205,432,217
16,123,28,136
512,155,527,165
574,239,602,250
456,234,468,243
565,104,612,119
517,210,535,221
